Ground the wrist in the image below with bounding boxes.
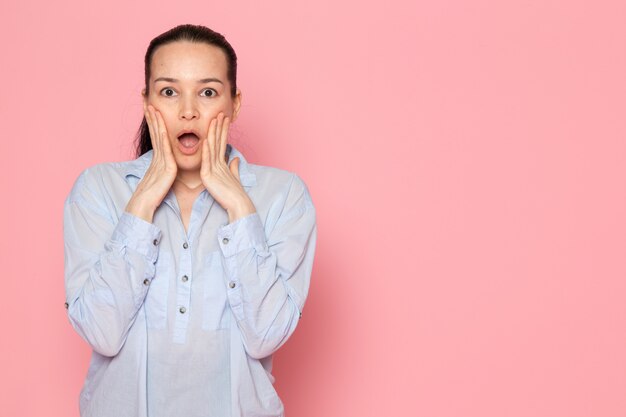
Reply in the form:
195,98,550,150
125,196,157,224
227,194,256,223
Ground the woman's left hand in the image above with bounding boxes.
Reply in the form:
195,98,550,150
201,112,257,223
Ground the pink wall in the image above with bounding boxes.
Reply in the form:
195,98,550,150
1,0,625,416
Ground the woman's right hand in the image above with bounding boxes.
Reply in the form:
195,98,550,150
124,104,178,223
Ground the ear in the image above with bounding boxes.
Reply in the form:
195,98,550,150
141,88,148,111
231,88,242,123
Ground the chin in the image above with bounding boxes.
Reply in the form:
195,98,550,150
174,153,202,171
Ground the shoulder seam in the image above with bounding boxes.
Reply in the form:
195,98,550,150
65,167,115,224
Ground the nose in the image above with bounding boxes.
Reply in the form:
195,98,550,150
179,97,200,120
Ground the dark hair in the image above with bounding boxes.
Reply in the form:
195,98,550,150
134,24,238,158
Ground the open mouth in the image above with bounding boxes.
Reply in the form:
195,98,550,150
177,132,200,149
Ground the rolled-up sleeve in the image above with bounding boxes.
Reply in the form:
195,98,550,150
63,169,162,357
217,173,317,359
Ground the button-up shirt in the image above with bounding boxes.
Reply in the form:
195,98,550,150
63,145,317,417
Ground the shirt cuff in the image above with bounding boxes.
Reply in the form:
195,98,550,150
111,211,163,263
217,212,268,258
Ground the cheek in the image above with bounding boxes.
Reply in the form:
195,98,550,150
147,97,174,118
204,99,234,117
205,106,225,117
150,109,176,135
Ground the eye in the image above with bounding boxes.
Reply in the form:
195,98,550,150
201,88,217,97
160,87,177,97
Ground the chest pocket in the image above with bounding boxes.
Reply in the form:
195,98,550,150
202,251,230,330
145,250,172,330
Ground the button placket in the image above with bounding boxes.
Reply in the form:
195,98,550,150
173,238,193,344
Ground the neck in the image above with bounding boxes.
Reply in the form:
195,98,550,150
174,169,203,191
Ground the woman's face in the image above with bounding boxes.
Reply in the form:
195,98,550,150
143,41,241,172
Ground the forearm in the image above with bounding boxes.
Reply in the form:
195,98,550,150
218,209,316,359
65,210,162,356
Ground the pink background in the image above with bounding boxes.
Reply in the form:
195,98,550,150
1,0,625,416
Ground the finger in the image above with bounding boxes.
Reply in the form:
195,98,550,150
147,105,160,156
219,116,229,163
157,111,175,159
207,116,217,164
213,112,224,164
143,105,154,148
154,109,170,160
201,127,211,171
150,106,162,157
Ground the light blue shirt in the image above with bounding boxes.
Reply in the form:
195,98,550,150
63,145,317,417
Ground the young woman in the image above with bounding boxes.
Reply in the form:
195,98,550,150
63,24,317,417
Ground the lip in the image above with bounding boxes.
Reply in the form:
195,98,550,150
176,128,203,155
177,128,203,139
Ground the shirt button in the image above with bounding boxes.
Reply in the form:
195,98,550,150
229,281,236,289
181,275,188,282
183,242,189,249
143,278,150,286
153,238,159,246
64,302,69,309
179,306,186,314
222,237,230,245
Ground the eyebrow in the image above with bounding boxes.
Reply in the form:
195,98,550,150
154,77,224,85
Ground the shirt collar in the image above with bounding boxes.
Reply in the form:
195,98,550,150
123,144,257,188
